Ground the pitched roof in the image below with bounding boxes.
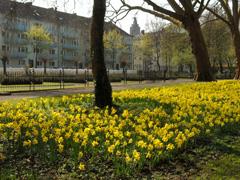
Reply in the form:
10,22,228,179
0,0,131,36
0,0,90,28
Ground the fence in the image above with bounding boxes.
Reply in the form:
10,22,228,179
0,68,194,93
0,69,92,93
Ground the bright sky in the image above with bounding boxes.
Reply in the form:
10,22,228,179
18,0,157,34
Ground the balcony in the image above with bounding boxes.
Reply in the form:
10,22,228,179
48,54,58,60
62,43,79,50
63,54,74,61
36,41,57,49
62,31,77,39
8,23,27,32
10,52,27,59
16,24,27,31
3,38,28,45
16,38,28,45
50,43,58,48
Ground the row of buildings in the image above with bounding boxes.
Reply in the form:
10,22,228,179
0,0,133,70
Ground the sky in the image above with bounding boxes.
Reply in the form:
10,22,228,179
18,0,157,34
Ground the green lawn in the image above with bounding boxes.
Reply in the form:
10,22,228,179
0,81,141,93
0,82,84,92
150,127,240,179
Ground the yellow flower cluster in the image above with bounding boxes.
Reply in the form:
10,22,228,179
0,80,240,170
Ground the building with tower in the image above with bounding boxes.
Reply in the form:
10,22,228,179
130,17,140,37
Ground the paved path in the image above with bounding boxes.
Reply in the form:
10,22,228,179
0,79,193,102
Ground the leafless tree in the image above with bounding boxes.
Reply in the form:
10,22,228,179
206,0,240,79
112,0,214,81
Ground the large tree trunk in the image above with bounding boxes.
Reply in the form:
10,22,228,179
183,16,215,81
232,29,240,80
91,0,112,108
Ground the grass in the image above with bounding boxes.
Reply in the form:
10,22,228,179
0,81,143,93
0,82,85,92
146,127,240,179
194,131,240,179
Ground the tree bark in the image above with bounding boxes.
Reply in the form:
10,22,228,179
232,29,240,80
1,56,7,75
188,64,193,77
43,60,47,75
183,16,215,81
218,59,223,74
91,0,112,108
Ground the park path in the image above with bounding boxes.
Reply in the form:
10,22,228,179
0,79,193,102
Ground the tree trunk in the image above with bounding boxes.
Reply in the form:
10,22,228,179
156,44,161,71
2,57,7,75
156,53,161,71
232,29,240,80
188,64,193,77
212,58,217,74
218,59,223,74
183,16,215,81
91,0,112,108
112,48,115,70
43,60,47,75
75,62,78,75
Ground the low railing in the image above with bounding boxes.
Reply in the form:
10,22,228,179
0,68,196,93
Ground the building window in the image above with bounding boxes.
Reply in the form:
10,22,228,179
36,61,42,66
61,38,65,44
73,39,78,46
50,34,55,41
73,52,78,57
18,60,25,65
49,49,55,55
2,31,9,38
49,62,55,67
79,63,83,68
34,23,42,27
18,47,28,53
18,33,27,39
2,45,10,52
34,48,41,53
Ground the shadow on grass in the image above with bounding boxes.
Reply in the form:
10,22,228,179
116,97,177,115
140,128,240,179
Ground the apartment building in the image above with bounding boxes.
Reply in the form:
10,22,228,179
0,0,133,69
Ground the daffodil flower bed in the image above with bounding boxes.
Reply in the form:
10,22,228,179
0,80,240,175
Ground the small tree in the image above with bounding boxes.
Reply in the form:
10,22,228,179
26,25,52,69
160,25,176,75
145,20,167,71
136,33,154,71
171,33,195,76
39,49,49,75
202,17,232,74
104,29,125,69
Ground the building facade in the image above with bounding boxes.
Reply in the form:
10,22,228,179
0,0,133,70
